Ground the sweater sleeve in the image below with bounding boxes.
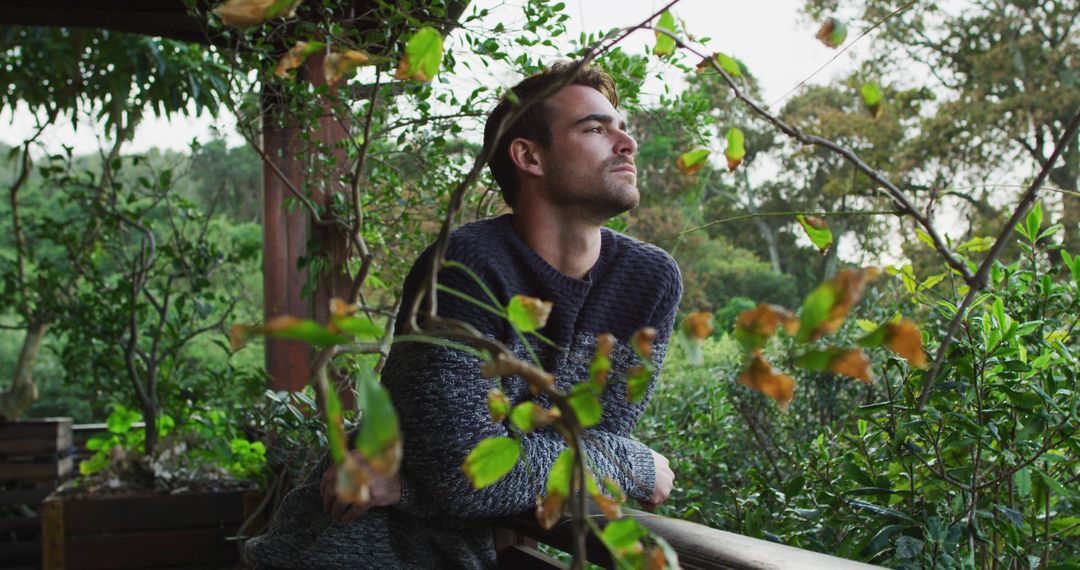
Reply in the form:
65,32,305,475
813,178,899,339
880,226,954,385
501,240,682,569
385,247,662,517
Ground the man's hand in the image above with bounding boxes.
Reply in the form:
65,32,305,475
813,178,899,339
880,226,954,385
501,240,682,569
641,449,674,510
320,451,402,523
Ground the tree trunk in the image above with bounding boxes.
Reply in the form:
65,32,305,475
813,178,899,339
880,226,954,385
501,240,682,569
741,170,784,274
1048,153,1078,255
0,322,49,421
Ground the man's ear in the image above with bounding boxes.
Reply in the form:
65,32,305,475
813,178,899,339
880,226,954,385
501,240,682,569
508,138,544,178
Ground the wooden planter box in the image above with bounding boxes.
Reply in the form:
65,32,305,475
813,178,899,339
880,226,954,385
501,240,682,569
0,418,73,570
40,489,262,570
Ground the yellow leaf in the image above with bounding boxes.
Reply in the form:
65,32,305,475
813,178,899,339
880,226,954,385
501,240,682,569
737,352,796,408
325,50,374,86
335,453,371,504
884,319,927,368
275,41,324,78
213,0,301,28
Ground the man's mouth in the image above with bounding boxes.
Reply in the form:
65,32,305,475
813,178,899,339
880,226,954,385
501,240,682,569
610,164,637,175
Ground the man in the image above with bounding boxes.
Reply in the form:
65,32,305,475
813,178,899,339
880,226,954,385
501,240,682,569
246,61,681,569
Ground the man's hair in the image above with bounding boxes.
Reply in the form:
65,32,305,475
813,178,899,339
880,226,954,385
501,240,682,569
483,61,619,208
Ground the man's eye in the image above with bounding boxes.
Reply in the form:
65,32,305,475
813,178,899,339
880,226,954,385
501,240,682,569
587,126,604,133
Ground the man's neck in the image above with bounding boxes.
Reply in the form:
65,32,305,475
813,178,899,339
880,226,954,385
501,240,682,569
511,207,603,280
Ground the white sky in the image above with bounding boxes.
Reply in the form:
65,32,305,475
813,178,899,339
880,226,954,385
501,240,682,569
1,0,865,156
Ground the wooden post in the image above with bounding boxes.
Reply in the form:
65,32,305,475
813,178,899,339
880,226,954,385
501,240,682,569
261,80,312,393
261,55,355,408
40,498,63,570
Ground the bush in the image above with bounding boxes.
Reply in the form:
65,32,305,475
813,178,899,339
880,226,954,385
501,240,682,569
641,233,1079,567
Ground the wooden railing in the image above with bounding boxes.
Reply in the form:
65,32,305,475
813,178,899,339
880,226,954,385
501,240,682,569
495,508,884,570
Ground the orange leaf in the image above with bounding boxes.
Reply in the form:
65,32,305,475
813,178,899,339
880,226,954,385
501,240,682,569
646,547,668,570
631,327,657,358
329,297,359,318
734,303,799,350
885,319,927,368
682,312,714,340
229,324,252,352
737,353,796,408
829,348,874,384
800,267,881,341
536,494,564,530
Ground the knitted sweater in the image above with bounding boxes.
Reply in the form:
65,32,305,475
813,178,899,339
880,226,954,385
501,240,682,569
245,214,682,569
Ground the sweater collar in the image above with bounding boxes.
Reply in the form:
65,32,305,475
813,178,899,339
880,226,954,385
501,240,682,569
496,214,618,292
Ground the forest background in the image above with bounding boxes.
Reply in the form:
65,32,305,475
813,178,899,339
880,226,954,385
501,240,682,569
1,0,1077,567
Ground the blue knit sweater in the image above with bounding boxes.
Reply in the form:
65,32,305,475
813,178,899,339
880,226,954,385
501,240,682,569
246,214,682,569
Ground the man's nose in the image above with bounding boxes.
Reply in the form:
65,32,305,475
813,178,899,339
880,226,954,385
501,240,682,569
616,130,637,156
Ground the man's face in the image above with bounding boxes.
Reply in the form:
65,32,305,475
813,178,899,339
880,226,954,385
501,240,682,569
537,84,639,221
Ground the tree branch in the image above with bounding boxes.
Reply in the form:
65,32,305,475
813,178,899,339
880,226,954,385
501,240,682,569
916,110,1080,409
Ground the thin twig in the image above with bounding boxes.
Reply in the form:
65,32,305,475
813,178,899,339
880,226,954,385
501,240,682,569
766,0,920,110
658,28,975,282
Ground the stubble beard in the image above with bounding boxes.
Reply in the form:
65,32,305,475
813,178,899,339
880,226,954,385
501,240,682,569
548,160,640,223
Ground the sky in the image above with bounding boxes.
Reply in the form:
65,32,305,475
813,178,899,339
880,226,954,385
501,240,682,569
0,0,868,156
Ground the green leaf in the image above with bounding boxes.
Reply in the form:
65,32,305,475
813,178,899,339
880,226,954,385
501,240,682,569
796,285,836,343
487,389,510,423
626,365,652,404
857,324,889,348
509,401,546,433
601,517,648,552
107,405,142,434
462,437,521,489
1036,469,1071,498
547,448,574,498
913,227,936,249
653,11,677,57
395,27,444,81
797,214,833,253
676,148,710,175
1025,202,1043,242
568,383,603,428
255,317,351,348
715,52,741,77
332,315,383,339
958,236,994,252
266,0,301,18
506,295,552,333
860,82,884,118
725,127,745,171
353,368,400,472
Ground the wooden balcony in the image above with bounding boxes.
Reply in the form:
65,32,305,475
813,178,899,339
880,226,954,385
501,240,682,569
496,508,883,570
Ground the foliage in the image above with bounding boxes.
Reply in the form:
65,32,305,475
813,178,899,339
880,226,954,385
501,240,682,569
641,214,1079,567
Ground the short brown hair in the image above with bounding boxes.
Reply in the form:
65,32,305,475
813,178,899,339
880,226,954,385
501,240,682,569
483,61,619,208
